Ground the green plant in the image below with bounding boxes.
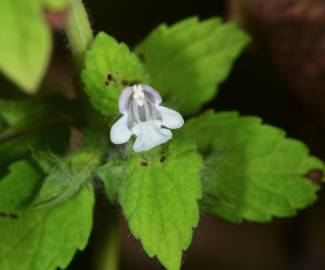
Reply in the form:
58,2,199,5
0,1,323,270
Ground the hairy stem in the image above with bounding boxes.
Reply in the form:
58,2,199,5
65,2,120,270
65,0,93,68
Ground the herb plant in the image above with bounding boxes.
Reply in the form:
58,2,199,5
0,1,324,270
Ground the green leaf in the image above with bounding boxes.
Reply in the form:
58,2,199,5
32,148,101,208
178,110,231,153
82,32,150,116
0,98,70,165
43,0,69,11
0,160,94,270
136,17,250,115
184,111,324,222
119,140,203,270
97,156,126,202
0,0,52,93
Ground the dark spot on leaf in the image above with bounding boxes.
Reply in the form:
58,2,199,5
305,169,324,185
105,74,114,85
0,211,19,220
9,213,18,219
140,160,148,166
160,156,166,163
130,80,141,85
138,53,145,63
121,80,129,86
121,80,141,87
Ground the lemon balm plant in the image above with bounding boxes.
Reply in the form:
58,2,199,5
0,1,324,270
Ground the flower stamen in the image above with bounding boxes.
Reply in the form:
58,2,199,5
133,84,145,107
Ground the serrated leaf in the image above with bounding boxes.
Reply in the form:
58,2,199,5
0,0,52,93
32,148,101,208
136,17,250,115
0,98,70,164
97,156,126,202
0,160,94,270
183,111,324,222
178,110,233,153
82,32,150,116
119,140,203,270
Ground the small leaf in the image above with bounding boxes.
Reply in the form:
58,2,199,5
0,160,94,270
97,156,126,202
136,17,250,115
32,148,101,208
0,0,52,93
119,140,203,270
82,32,150,116
183,111,324,222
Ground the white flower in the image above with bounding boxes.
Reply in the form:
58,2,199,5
110,84,184,152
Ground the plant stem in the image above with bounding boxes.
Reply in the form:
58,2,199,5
65,0,93,68
65,2,120,270
95,217,120,270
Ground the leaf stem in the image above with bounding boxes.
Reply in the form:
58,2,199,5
92,204,121,270
65,0,93,68
97,218,120,270
65,2,120,269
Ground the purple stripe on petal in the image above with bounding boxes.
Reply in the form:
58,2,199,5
119,86,133,114
143,85,162,105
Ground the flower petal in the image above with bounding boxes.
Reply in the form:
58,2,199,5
143,85,162,105
132,120,172,152
158,106,184,129
119,87,133,114
110,115,132,144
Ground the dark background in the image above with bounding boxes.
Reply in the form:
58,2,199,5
49,0,325,269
